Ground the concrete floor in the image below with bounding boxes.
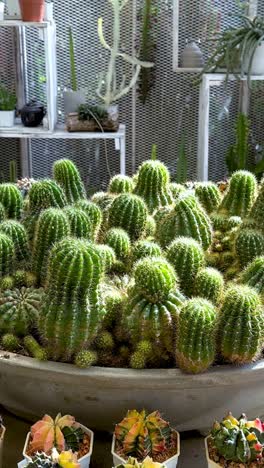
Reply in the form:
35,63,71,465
1,406,207,467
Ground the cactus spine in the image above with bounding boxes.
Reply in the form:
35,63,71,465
219,170,257,218
0,183,23,219
53,158,86,203
104,228,131,260
108,175,133,194
240,256,264,295
75,200,102,238
166,237,205,296
64,206,93,240
176,298,217,373
32,208,70,284
0,220,29,262
193,267,224,305
134,160,174,213
0,233,15,277
217,285,264,364
195,182,222,214
39,238,104,361
235,228,264,267
108,193,148,241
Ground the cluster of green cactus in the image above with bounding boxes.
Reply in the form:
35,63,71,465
195,182,222,214
108,193,148,241
64,206,93,240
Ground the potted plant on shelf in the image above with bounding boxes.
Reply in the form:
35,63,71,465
205,412,264,467
112,410,180,468
66,0,153,132
0,84,16,128
21,413,94,468
0,415,6,468
198,15,264,85
19,0,45,22
115,457,167,468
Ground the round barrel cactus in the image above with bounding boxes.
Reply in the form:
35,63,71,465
176,298,217,373
64,206,93,240
193,267,224,305
96,244,116,272
240,256,264,296
0,220,29,262
53,158,86,203
0,233,15,277
108,193,148,241
219,170,257,218
104,228,131,260
0,183,23,219
235,228,264,267
108,175,133,194
195,182,222,214
131,240,162,263
28,179,67,214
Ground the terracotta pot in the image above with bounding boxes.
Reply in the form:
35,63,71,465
19,0,44,22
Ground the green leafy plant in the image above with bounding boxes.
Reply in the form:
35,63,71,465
78,103,108,122
0,84,16,111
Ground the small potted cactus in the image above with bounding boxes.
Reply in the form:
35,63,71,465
112,410,180,468
205,412,264,467
22,413,94,468
115,457,167,468
18,449,80,467
0,415,6,468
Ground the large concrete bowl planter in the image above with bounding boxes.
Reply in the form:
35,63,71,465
111,432,180,468
1,352,264,432
205,437,221,468
0,425,6,468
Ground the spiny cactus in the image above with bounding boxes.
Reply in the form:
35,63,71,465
166,237,205,297
134,160,173,213
96,244,116,272
104,228,131,260
24,452,53,467
247,178,264,232
108,193,148,241
156,193,212,250
217,285,264,364
193,267,224,305
13,270,37,289
96,331,115,350
176,298,217,373
75,199,102,237
75,349,98,368
0,183,23,219
91,191,116,211
210,213,228,231
131,240,162,263
28,179,67,214
23,335,47,360
39,238,104,361
130,340,153,369
240,256,264,295
32,208,70,285
235,228,264,267
219,170,257,218
64,206,93,240
0,275,14,291
1,333,20,352
0,220,29,263
0,287,43,336
108,174,133,194
102,283,126,328
169,182,186,199
144,215,156,237
0,203,5,223
227,216,242,230
53,158,86,203
195,182,222,214
0,233,15,277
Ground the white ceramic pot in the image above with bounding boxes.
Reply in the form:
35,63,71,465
111,431,180,468
5,0,20,18
22,424,94,468
205,436,221,468
63,90,86,117
0,110,15,128
0,2,5,20
0,426,6,468
243,41,264,75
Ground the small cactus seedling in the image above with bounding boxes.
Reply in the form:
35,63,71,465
0,287,43,336
64,206,93,240
240,256,264,295
217,285,264,364
176,298,217,373
0,233,15,277
23,335,47,361
166,237,205,297
53,158,86,203
75,200,102,238
0,220,29,262
0,183,23,219
108,174,134,194
195,182,222,214
1,333,20,352
131,240,162,263
104,228,131,260
219,170,257,218
193,267,224,305
108,193,148,241
134,160,174,213
75,349,98,368
235,228,264,267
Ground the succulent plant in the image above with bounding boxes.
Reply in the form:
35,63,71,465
74,349,98,368
176,298,217,373
217,285,264,364
23,335,47,361
25,452,54,468
116,457,166,468
156,193,212,250
108,175,134,194
28,180,67,214
96,331,115,350
75,200,102,238
240,256,264,295
91,191,116,211
134,160,174,213
114,409,173,460
108,193,148,241
29,413,76,453
39,238,104,361
13,270,37,289
193,267,224,305
0,233,15,277
104,228,131,260
33,208,70,285
0,183,23,219
235,228,264,267
0,287,43,336
96,244,116,272
195,182,222,214
219,170,257,218
53,158,86,203
169,182,186,200
210,213,228,232
210,413,264,464
64,206,93,240
1,332,20,352
0,275,14,291
0,220,29,262
131,240,162,263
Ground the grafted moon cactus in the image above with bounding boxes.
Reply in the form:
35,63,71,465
39,237,104,361
219,170,257,218
108,175,133,194
0,220,29,262
240,256,264,295
217,285,263,364
195,182,222,214
176,298,217,373
0,233,15,277
235,228,264,267
0,183,23,219
64,206,93,240
108,193,148,241
134,160,173,213
53,158,86,203
193,267,224,305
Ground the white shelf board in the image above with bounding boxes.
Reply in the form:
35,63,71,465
203,73,264,82
0,123,125,139
0,20,51,28
174,67,202,73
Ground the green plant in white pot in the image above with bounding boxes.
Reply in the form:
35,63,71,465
199,16,264,85
0,84,16,128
